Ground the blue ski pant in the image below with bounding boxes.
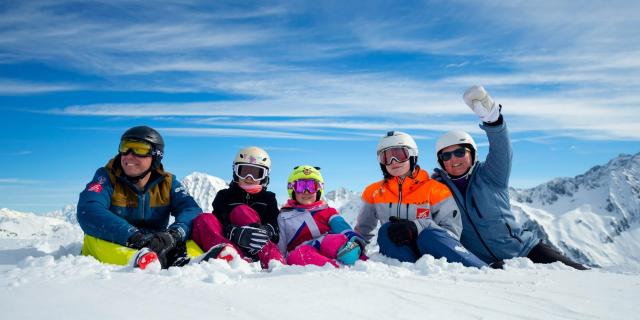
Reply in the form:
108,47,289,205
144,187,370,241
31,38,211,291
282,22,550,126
377,222,487,268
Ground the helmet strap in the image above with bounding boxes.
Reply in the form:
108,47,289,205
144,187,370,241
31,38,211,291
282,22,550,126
125,167,153,185
115,154,158,186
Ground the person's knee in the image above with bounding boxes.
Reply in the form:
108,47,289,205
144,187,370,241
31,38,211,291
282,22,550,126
319,233,348,258
377,223,417,263
416,227,455,255
376,222,392,245
229,205,261,225
192,213,223,234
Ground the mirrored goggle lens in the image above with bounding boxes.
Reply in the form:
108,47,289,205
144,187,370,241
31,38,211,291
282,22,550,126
439,147,467,161
235,164,268,180
290,179,320,194
378,147,410,165
119,139,153,156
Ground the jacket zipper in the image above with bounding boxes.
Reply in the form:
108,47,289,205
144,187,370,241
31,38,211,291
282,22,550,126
442,169,500,263
140,192,145,220
397,177,404,219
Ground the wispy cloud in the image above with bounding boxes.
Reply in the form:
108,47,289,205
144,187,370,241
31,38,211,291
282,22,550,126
0,151,33,156
4,0,640,142
0,178,42,184
0,80,81,95
159,127,367,141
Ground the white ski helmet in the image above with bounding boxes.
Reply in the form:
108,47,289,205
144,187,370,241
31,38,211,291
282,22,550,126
377,131,419,156
234,146,271,169
377,131,419,178
233,146,271,186
435,130,477,168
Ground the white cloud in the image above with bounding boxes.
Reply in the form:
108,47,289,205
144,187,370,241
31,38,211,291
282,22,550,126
0,80,80,94
0,178,41,184
4,1,640,141
0,151,33,156
158,127,367,141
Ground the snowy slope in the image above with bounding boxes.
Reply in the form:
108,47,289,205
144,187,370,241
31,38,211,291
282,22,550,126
3,250,639,320
1,206,638,320
2,154,640,319
0,208,82,266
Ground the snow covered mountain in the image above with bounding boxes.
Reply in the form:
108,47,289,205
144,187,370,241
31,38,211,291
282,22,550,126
324,187,362,225
510,152,640,269
180,172,229,212
44,204,78,224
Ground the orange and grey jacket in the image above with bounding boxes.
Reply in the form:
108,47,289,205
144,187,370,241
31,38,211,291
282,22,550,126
77,157,202,246
355,166,462,241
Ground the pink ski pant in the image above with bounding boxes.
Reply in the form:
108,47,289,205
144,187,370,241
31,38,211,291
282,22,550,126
286,233,349,268
191,205,284,268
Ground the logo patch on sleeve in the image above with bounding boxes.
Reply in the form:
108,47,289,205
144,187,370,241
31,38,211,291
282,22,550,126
416,207,430,219
87,177,105,193
87,182,103,193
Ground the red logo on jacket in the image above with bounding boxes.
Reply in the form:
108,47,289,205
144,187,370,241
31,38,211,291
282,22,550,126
416,207,430,219
87,183,102,193
87,177,105,193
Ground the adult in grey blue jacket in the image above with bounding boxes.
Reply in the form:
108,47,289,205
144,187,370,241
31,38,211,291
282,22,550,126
431,86,587,270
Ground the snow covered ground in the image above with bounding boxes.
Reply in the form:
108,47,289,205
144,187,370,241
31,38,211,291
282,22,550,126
2,154,640,319
1,208,639,320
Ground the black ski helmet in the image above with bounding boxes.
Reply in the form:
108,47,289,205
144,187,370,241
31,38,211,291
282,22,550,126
121,126,165,160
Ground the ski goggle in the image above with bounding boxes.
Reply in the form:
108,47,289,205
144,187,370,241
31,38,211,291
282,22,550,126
438,147,468,161
234,163,269,181
289,179,322,194
118,139,153,157
378,147,412,165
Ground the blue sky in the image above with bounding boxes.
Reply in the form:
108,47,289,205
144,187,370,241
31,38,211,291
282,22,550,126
1,0,639,214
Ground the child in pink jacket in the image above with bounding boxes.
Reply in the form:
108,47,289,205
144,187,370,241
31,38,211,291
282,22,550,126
278,165,366,267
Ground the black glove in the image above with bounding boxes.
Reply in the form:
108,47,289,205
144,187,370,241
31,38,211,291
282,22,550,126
262,223,279,244
128,230,182,268
387,216,418,245
127,231,154,249
229,225,269,253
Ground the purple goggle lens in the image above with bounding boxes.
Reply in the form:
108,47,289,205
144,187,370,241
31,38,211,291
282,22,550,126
289,179,320,194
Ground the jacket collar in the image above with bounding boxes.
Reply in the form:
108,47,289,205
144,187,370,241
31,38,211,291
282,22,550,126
282,199,327,211
106,156,166,192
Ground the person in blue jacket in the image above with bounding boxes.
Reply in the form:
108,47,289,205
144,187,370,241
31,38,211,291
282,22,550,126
77,126,210,270
432,86,587,270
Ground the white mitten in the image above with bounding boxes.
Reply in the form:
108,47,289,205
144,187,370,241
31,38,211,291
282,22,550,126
463,85,499,123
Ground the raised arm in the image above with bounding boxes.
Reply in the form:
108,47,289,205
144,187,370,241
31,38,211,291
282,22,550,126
464,85,512,187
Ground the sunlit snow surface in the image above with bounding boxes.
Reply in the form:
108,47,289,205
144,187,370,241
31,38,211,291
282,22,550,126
2,154,640,319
